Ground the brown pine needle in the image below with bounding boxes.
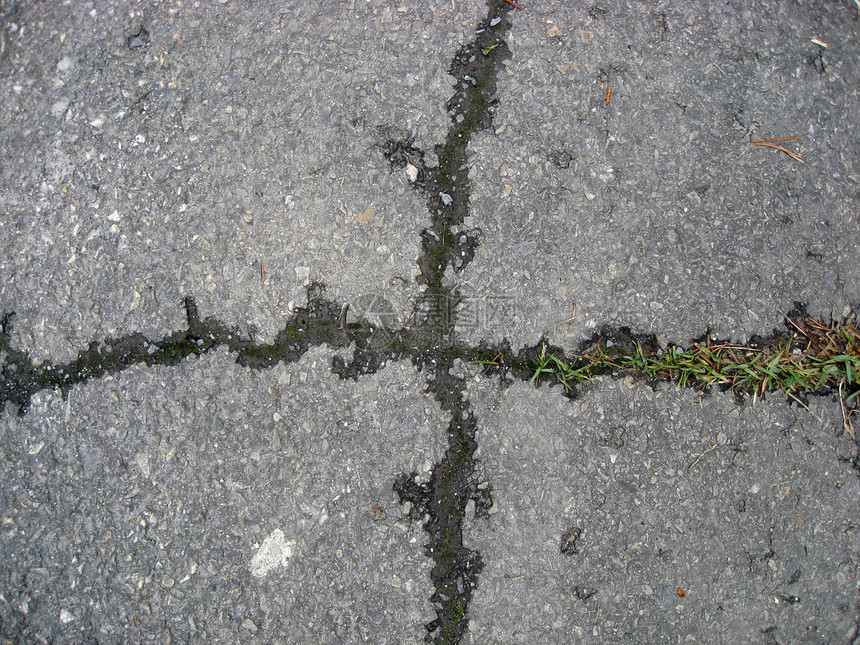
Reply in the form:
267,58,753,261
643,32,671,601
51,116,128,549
555,305,577,326
503,0,523,8
839,383,856,439
749,136,804,144
749,141,804,163
786,391,822,422
688,438,718,471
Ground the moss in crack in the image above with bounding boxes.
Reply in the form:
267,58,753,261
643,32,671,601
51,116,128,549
377,12,518,639
380,2,512,302
239,342,285,368
0,284,395,416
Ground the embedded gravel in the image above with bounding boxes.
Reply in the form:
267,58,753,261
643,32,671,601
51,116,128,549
465,377,859,644
0,348,445,643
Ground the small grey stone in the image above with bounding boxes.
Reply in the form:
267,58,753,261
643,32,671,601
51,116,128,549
465,499,476,522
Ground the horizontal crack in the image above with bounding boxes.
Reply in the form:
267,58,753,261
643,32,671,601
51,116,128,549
0,283,370,416
477,308,860,414
7,302,854,419
2,293,858,645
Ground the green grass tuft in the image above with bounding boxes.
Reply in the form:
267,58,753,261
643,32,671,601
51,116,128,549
515,314,860,435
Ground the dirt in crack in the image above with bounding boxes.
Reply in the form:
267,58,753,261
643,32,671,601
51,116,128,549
0,283,386,416
383,5,512,296
394,366,487,644
383,1,516,642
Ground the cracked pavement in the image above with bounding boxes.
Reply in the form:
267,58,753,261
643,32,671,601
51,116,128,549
2,1,859,643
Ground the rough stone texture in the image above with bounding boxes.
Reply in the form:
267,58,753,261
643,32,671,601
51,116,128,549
458,1,860,350
1,1,859,643
0,348,444,643
0,0,484,362
465,377,859,644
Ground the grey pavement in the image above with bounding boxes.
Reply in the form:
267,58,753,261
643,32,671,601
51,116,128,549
460,1,860,348
464,377,858,644
1,1,859,644
2,348,442,643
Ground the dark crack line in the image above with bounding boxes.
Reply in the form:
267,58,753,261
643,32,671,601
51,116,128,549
379,2,515,642
0,284,364,416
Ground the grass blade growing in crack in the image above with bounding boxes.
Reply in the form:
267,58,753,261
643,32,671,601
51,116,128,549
518,314,860,411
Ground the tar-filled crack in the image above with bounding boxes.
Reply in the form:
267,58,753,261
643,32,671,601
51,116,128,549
2,1,859,642
0,284,378,417
380,2,515,641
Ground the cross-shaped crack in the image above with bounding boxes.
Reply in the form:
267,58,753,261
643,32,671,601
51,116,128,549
1,1,858,643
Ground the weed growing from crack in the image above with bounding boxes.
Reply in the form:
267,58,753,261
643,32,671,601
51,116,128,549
529,343,596,389
513,315,860,432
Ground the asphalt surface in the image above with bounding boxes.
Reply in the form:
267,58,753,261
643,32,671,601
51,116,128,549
1,1,859,643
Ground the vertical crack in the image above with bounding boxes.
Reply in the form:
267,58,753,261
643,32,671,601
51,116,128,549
387,2,516,642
